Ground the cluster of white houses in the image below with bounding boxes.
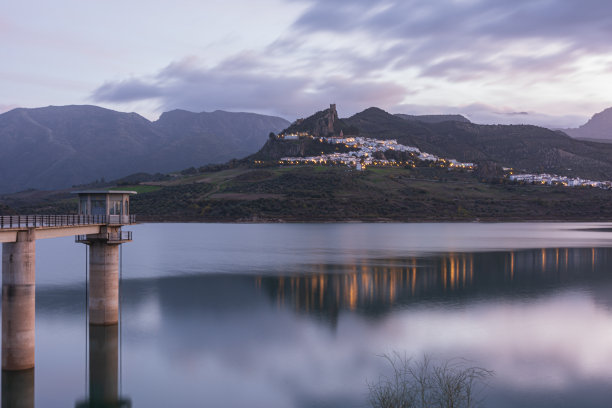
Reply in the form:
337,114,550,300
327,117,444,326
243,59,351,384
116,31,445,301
508,173,612,189
280,132,309,140
278,135,475,171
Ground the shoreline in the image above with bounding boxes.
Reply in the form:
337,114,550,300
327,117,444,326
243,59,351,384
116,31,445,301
134,217,612,224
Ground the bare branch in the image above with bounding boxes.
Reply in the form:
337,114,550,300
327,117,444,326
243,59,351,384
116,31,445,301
368,354,494,408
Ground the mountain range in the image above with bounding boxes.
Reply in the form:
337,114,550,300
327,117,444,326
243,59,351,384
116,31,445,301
0,105,289,193
5,104,612,222
255,105,612,181
563,107,612,142
346,108,612,179
2,103,612,195
394,113,471,124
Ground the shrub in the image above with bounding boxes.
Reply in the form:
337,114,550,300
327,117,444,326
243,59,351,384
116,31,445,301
368,354,493,408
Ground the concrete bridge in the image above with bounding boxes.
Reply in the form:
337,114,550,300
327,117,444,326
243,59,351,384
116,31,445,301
1,191,136,374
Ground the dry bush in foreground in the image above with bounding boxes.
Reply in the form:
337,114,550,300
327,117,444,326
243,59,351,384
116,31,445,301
368,354,494,408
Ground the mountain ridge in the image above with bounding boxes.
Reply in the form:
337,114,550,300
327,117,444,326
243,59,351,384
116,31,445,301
394,113,471,124
348,107,612,179
5,102,612,195
0,105,289,193
6,104,612,223
564,107,612,141
253,105,612,181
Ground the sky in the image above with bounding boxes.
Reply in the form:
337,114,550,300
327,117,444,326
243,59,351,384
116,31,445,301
3,0,612,127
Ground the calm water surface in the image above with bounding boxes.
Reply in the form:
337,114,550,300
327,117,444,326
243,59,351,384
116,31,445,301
6,222,612,407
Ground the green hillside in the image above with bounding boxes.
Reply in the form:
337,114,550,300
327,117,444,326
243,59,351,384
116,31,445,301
5,165,612,222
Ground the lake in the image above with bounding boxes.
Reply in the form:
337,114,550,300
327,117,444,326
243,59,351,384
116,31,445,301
5,222,612,407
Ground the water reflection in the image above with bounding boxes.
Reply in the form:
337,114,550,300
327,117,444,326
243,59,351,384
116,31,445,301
2,369,34,408
75,325,131,408
28,239,612,408
257,247,612,320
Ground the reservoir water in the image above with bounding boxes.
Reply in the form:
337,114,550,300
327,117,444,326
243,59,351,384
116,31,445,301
7,222,612,407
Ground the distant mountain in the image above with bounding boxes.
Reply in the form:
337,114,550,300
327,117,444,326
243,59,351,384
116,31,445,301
395,113,471,124
0,105,289,193
254,105,612,180
344,107,612,179
151,109,290,171
564,107,612,141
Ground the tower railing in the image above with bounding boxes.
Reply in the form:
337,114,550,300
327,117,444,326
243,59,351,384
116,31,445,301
0,214,136,229
75,230,132,244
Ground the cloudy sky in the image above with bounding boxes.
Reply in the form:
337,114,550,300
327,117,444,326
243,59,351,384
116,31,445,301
3,0,612,127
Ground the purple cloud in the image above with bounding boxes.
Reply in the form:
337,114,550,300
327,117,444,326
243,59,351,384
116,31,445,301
290,0,612,80
90,0,611,125
93,78,162,103
91,56,410,119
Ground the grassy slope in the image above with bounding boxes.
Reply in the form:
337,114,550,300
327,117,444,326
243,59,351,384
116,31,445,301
2,165,611,222
128,165,612,222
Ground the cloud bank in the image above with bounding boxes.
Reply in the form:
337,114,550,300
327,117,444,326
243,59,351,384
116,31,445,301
91,0,612,127
92,55,409,119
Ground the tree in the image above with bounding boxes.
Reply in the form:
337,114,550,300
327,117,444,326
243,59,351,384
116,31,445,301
373,151,386,160
180,166,198,175
368,354,493,408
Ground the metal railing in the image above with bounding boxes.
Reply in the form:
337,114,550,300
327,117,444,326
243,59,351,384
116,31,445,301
108,214,136,225
113,231,132,242
0,214,136,229
75,230,133,243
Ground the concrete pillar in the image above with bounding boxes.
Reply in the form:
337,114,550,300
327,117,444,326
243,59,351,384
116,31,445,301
2,230,36,371
89,242,119,325
89,325,118,404
2,369,34,408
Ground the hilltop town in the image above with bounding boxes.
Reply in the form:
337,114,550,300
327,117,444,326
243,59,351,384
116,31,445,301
269,133,475,171
260,104,612,190
507,172,612,190
270,131,612,190
255,104,474,172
